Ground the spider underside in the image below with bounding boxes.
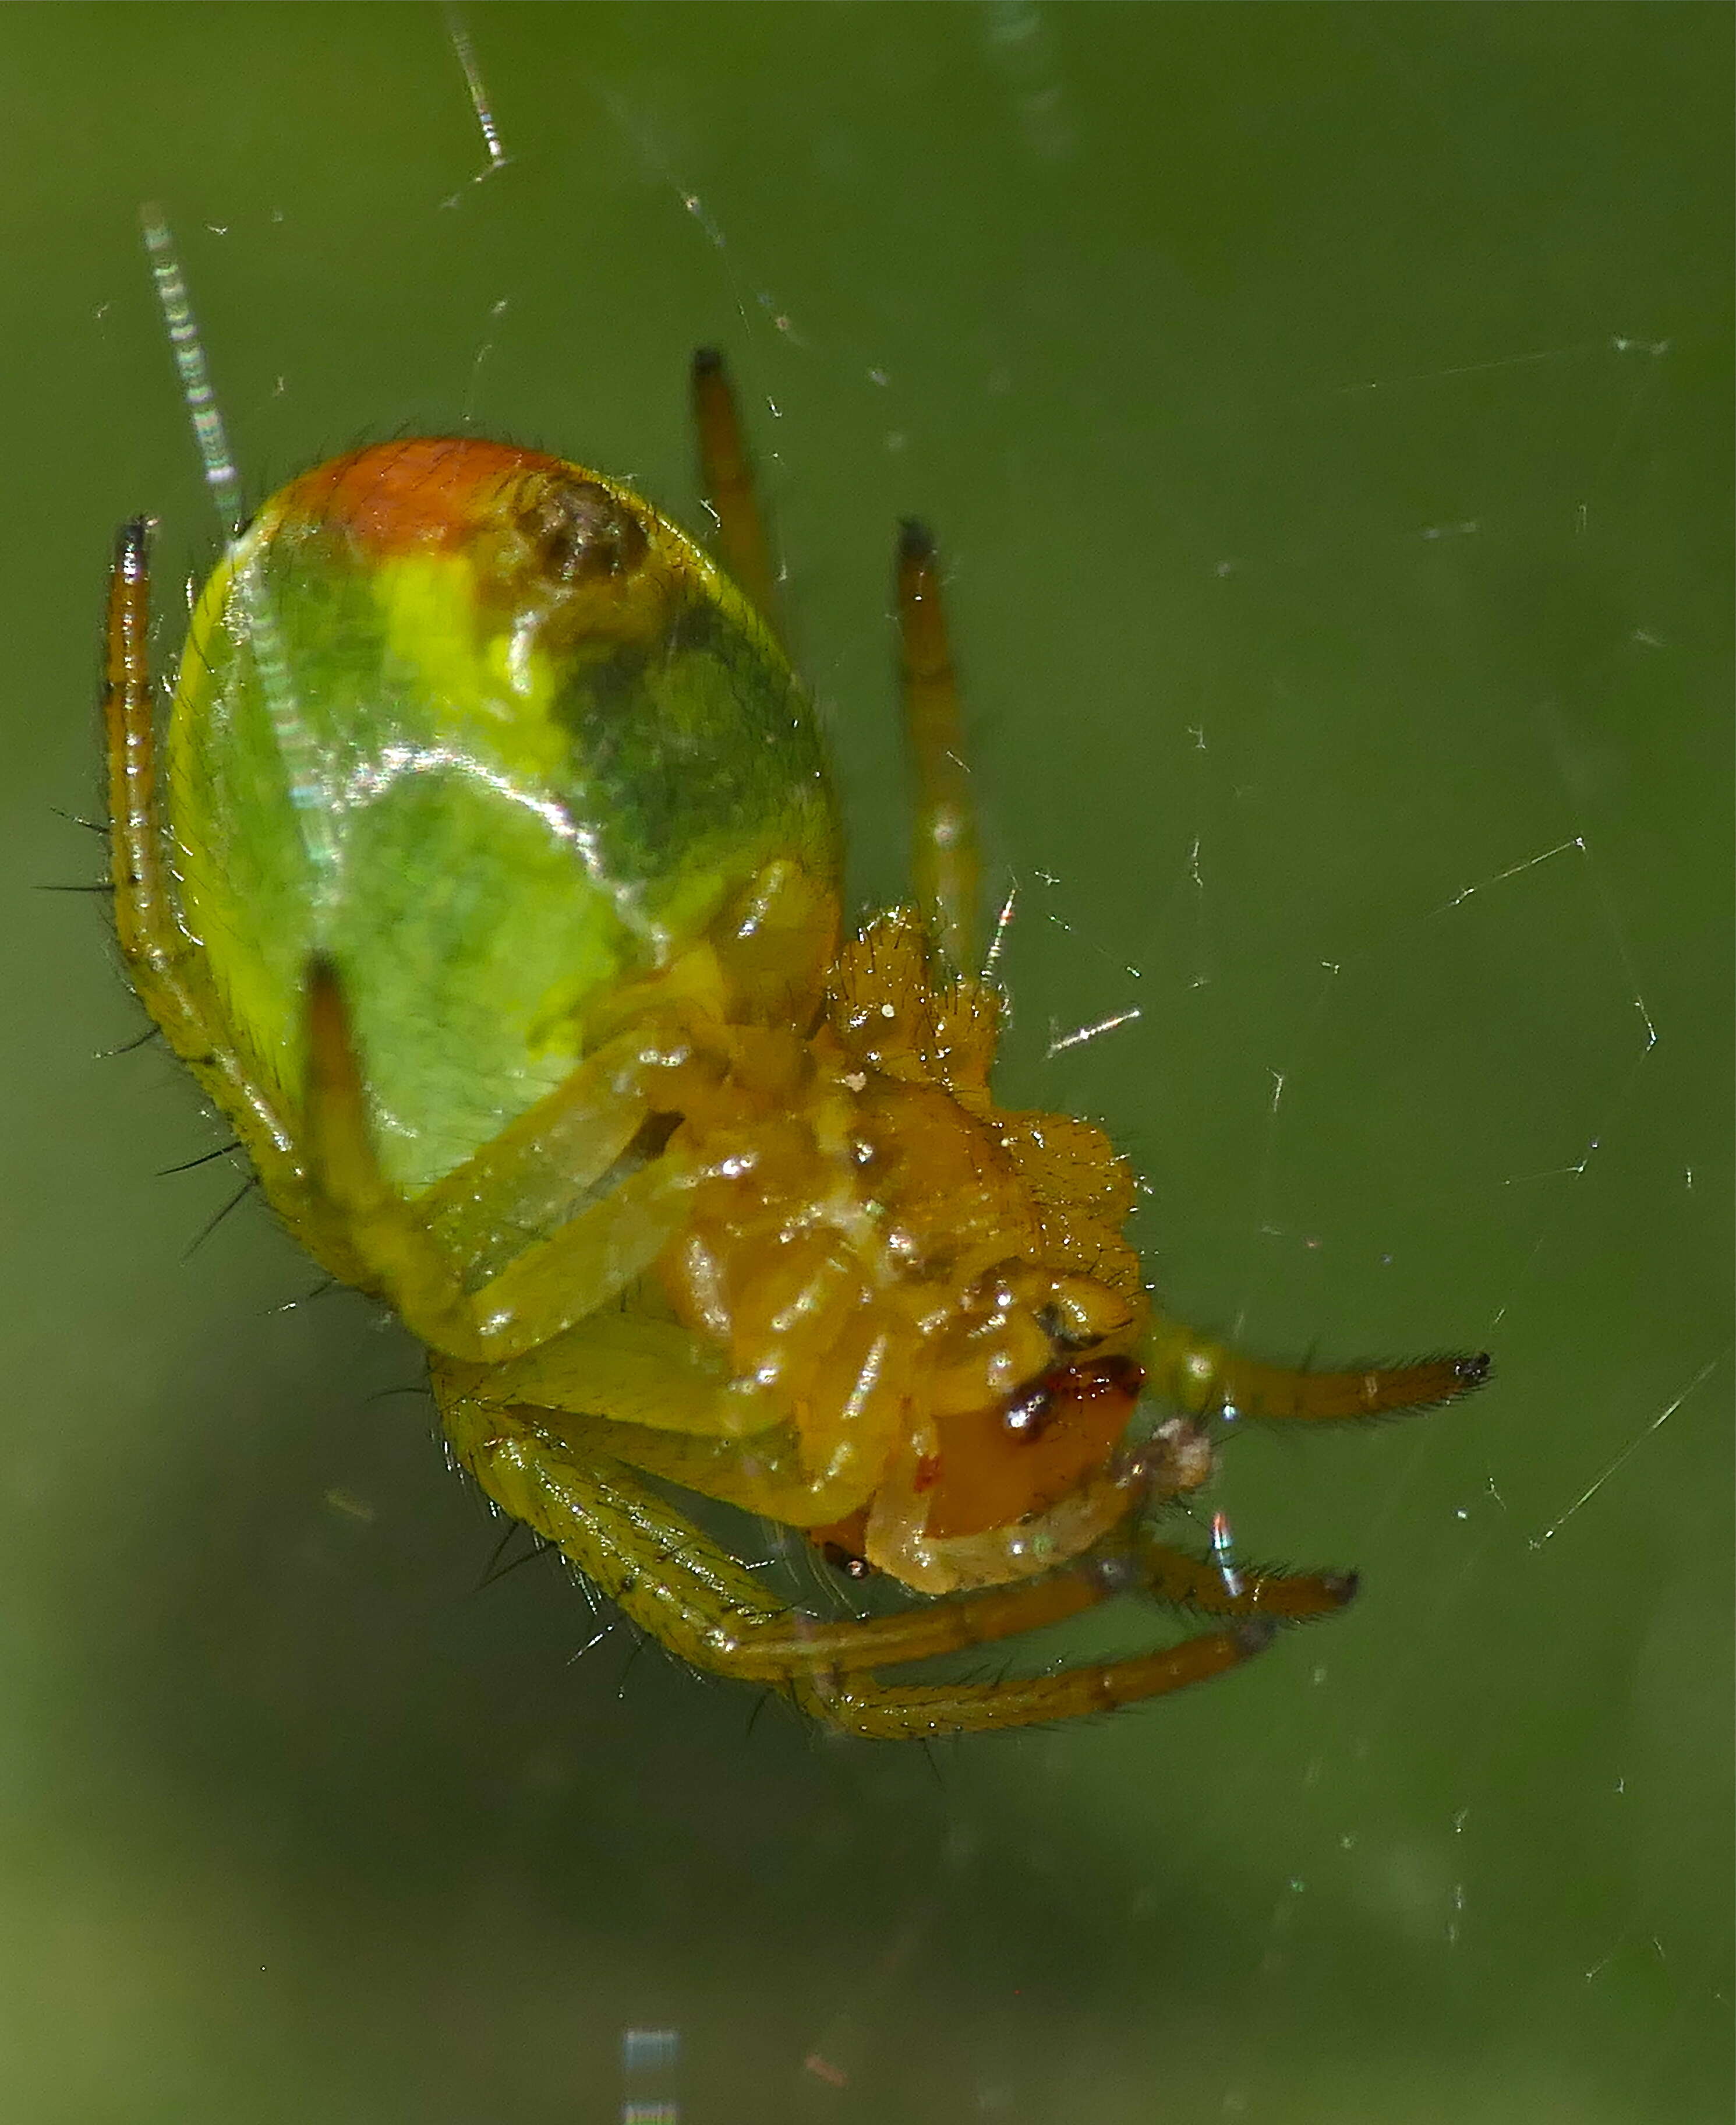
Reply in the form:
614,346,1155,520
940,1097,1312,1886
102,354,1488,1739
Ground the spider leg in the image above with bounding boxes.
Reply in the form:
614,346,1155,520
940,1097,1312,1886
691,360,980,969
404,1022,674,1287
727,1531,1352,1672
796,1629,1274,1740
896,520,981,975
302,959,692,1360
442,1333,899,1526
105,520,202,1049
442,1386,1288,1741
692,348,782,642
1127,1533,1356,1621
1141,1311,1491,1420
442,1379,822,1667
104,520,326,1232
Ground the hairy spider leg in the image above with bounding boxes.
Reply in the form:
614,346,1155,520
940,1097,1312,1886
1124,1529,1357,1621
1141,1314,1493,1421
692,347,782,640
896,520,981,975
443,1388,1282,1740
102,520,348,1251
737,1533,1350,1669
567,1399,1359,1622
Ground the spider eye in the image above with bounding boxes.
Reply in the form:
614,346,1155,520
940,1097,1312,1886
518,475,649,586
1033,1301,1077,1350
1033,1274,1137,1353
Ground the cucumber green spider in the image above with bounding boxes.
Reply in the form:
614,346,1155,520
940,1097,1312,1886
103,350,1488,1738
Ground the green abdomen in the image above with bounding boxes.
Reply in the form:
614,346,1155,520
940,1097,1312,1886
167,440,839,1192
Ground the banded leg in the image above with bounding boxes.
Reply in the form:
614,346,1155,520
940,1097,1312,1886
896,520,980,973
104,519,312,1206
443,1388,1282,1740
692,347,782,639
1142,1312,1491,1421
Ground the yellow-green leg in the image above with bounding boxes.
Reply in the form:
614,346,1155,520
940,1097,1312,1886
441,1389,1328,1741
302,962,696,1362
896,520,980,975
690,354,982,976
103,518,345,1256
443,1336,900,1527
1142,1312,1491,1422
405,1023,675,1286
691,347,782,642
1123,1530,1357,1620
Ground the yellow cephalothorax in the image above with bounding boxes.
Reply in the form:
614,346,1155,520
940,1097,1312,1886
105,351,1488,1739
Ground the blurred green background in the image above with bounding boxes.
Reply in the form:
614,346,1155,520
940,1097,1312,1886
1,6,1728,2120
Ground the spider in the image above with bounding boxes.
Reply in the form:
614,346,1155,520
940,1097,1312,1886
102,351,1489,1740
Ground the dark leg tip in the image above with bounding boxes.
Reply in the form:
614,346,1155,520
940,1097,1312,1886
1455,1353,1493,1392
1233,1618,1278,1656
1320,1569,1361,1608
304,954,351,1044
692,345,726,377
115,516,155,575
898,517,935,564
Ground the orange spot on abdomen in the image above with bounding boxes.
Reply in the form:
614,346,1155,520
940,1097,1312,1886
271,437,568,556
